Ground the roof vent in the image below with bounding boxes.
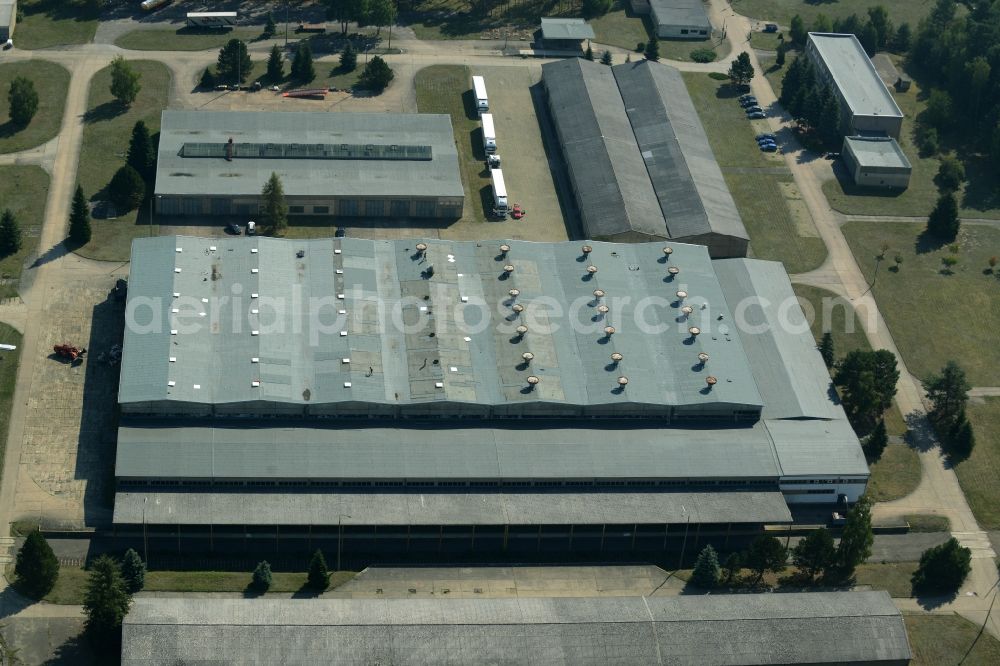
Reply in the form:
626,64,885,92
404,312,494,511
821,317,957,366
526,375,540,388
676,290,687,300
499,243,510,256
604,326,616,337
521,352,534,364
515,325,528,338
668,266,680,275
581,244,593,255
344,381,352,388
512,303,525,314
593,289,605,299
167,381,175,387
610,352,623,363
415,242,428,254
508,288,520,298
586,265,598,274
617,376,629,387
706,376,718,388
296,250,305,258
662,246,673,257
681,305,694,316
503,264,515,273
688,326,701,337
698,352,709,365
597,304,609,314
251,380,260,387
435,382,444,389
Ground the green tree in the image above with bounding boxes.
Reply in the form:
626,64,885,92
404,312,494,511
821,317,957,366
812,13,831,34
818,85,842,146
585,45,594,61
911,537,971,594
927,191,960,241
261,172,288,233
864,419,888,460
346,0,370,28
83,555,131,648
923,89,953,132
644,35,659,62
127,120,155,182
308,549,330,591
775,42,786,67
867,6,893,49
581,0,612,19
837,496,873,574
326,0,351,34
819,332,835,368
68,185,92,245
949,413,976,457
368,0,397,35
792,528,836,580
833,350,899,429
935,155,965,193
0,209,23,258
746,536,787,584
252,560,273,592
359,55,394,92
790,14,807,45
110,56,141,106
7,76,39,127
14,530,59,598
340,42,358,72
217,39,252,84
264,11,277,38
779,55,804,109
892,23,911,52
919,126,939,156
859,22,879,56
723,552,742,584
728,51,755,86
690,545,721,590
923,361,968,426
267,45,284,83
600,50,613,66
109,165,145,212
291,41,316,83
121,548,146,594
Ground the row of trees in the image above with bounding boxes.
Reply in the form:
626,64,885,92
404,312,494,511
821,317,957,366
779,55,842,149
832,349,899,434
788,6,910,56
251,550,335,593
325,0,397,35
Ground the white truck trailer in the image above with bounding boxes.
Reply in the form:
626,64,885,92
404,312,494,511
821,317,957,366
187,12,238,28
490,168,508,217
481,113,497,154
472,75,489,116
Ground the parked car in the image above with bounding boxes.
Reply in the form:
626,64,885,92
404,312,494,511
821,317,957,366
756,133,776,142
747,111,766,119
760,143,778,152
745,106,764,114
225,222,241,235
3,39,12,50
739,98,759,107
335,227,346,238
757,139,776,147
739,94,755,102
764,23,779,33
511,204,526,220
246,220,256,236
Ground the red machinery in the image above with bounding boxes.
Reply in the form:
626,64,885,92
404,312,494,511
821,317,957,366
53,344,84,361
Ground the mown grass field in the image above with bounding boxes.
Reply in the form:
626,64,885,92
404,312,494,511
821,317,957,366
590,4,648,50
115,26,270,51
0,166,49,298
0,61,71,155
76,60,171,263
866,444,921,502
905,613,1000,665
954,398,1000,530
13,0,98,50
853,561,917,598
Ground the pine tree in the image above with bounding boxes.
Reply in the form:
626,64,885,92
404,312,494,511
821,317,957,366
792,527,836,580
775,42,786,67
14,530,59,597
291,41,315,83
746,536,787,584
121,548,146,594
644,35,659,62
267,45,284,83
819,332,835,368
949,412,975,457
83,555,131,648
252,560,273,592
308,549,330,591
723,552,742,584
585,45,594,61
127,120,155,182
927,192,960,241
924,361,970,427
261,172,288,233
865,419,888,460
790,14,806,44
728,52,755,86
68,185,92,245
358,56,394,92
818,86,842,147
264,12,277,38
600,50,613,66
217,39,252,84
779,55,804,109
690,545,721,590
837,495,873,574
0,209,23,257
109,164,146,213
110,56,141,107
340,42,357,72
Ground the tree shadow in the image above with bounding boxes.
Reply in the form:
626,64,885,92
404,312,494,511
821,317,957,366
914,228,949,254
83,101,127,125
914,587,957,610
0,120,29,140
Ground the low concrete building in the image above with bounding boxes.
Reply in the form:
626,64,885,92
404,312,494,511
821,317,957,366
538,17,594,51
0,0,16,42
842,135,912,189
806,33,904,139
642,0,711,40
153,110,464,220
122,592,912,665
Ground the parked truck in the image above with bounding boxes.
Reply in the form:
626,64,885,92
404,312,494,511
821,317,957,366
490,168,508,217
481,113,497,154
186,12,238,29
472,75,489,116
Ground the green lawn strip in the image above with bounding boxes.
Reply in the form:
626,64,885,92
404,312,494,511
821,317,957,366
0,61,71,154
749,31,784,52
589,5,649,51
905,613,1000,666
732,0,933,29
13,0,98,50
853,561,917,598
683,72,772,169
842,221,1000,386
414,65,488,225
0,323,23,483
866,443,921,502
660,32,731,63
954,398,1000,530
759,49,794,100
903,514,950,533
115,26,269,52
0,166,49,298
76,60,171,263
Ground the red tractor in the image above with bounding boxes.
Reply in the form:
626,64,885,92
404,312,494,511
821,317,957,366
53,344,85,362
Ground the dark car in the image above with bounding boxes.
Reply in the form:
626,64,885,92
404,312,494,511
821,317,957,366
225,222,241,235
747,111,766,119
756,133,776,141
757,138,776,146
764,23,779,33
335,227,346,238
739,98,758,107
760,143,778,152
745,106,764,114
739,94,755,102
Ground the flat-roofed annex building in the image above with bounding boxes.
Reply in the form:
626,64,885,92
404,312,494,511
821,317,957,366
112,237,868,557
543,58,748,258
842,135,912,189
122,592,912,665
153,110,464,220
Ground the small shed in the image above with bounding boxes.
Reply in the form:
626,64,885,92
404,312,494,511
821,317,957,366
539,17,594,51
842,136,912,189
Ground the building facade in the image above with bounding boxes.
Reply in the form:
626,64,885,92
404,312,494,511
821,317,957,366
842,135,912,189
631,0,711,40
0,0,16,42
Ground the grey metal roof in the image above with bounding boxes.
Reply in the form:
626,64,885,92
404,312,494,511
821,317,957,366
844,136,912,170
540,17,595,41
122,592,911,665
153,110,463,199
119,237,764,417
650,0,711,29
613,61,748,244
807,33,904,120
113,489,792,525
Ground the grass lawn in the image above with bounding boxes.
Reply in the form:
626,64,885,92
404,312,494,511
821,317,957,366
904,514,950,532
866,443,921,502
0,61,71,154
115,26,270,51
660,32,731,63
732,0,933,29
749,31,784,52
13,0,98,50
406,0,553,40
854,561,916,598
905,613,1000,666
0,323,22,483
415,65,488,225
683,72,773,169
0,166,49,298
954,398,1000,530
590,4,648,51
76,60,171,263
759,49,794,100
842,221,1000,386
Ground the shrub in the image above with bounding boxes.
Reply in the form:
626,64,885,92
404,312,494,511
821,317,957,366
690,48,717,63
911,538,971,594
358,56,394,92
708,72,729,81
252,561,273,592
